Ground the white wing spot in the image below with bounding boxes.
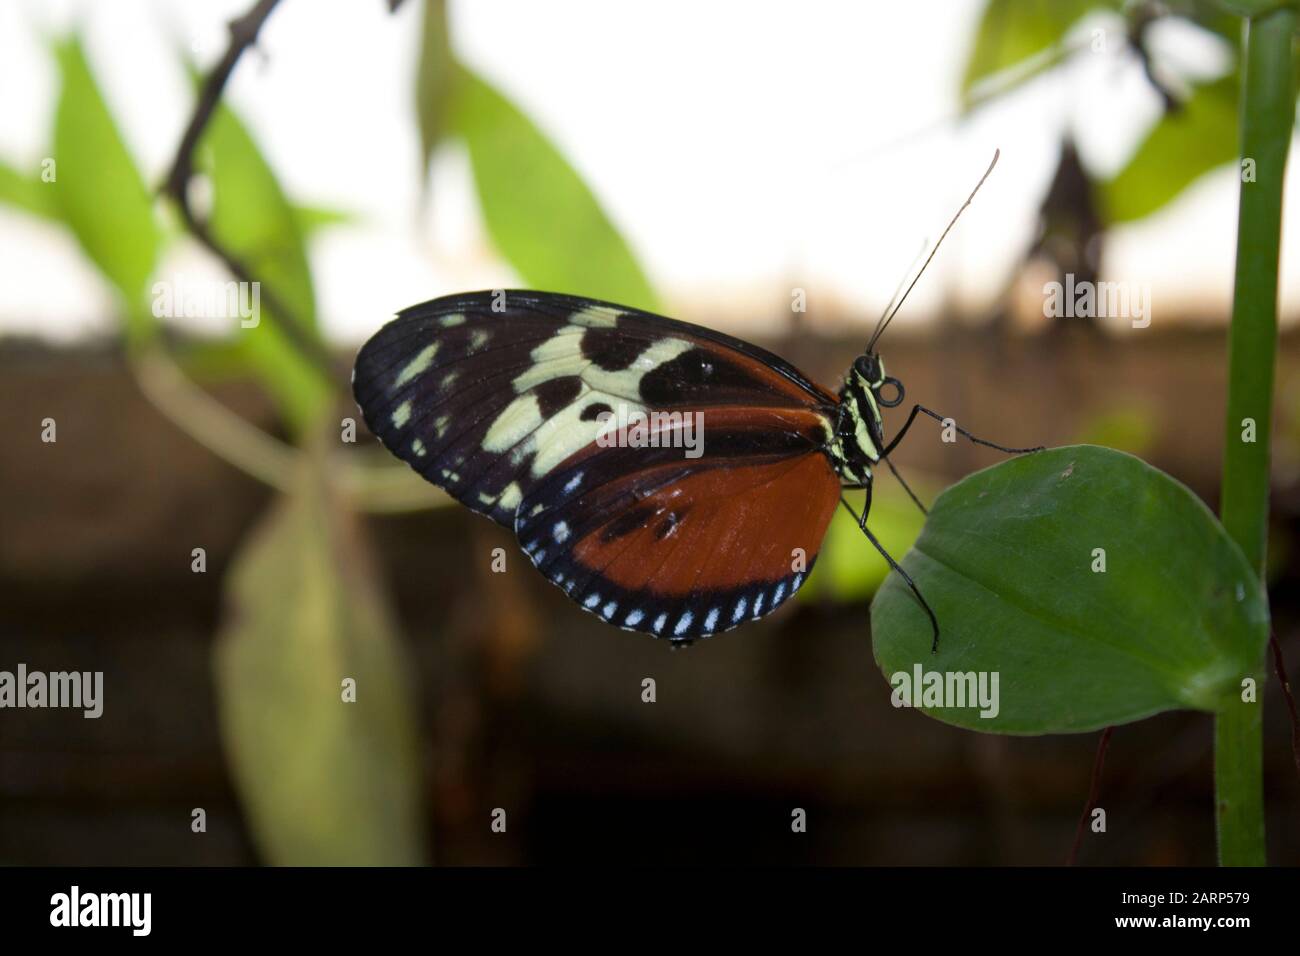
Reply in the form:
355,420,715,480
753,591,765,616
395,343,439,387
704,607,720,632
673,611,694,636
584,593,600,609
732,597,748,622
484,394,543,452
602,601,618,619
625,609,645,627
552,521,570,543
439,313,466,327
392,401,412,428
564,471,585,494
653,613,668,634
411,438,426,457
498,482,523,512
773,581,787,603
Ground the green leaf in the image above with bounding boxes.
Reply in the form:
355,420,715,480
961,0,1115,106
198,97,332,431
871,446,1269,734
801,480,929,603
51,37,162,345
448,65,660,312
0,159,61,221
1102,74,1240,223
292,203,355,235
415,0,453,178
215,449,426,865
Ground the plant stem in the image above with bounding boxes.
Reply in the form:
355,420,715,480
1216,5,1296,868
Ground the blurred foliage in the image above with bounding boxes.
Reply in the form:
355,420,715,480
0,159,60,220
1102,74,1241,221
960,0,1287,226
0,5,673,865
415,1,658,311
198,96,333,432
51,37,162,347
215,442,425,865
1073,404,1158,454
961,0,1118,107
873,446,1269,733
446,66,660,311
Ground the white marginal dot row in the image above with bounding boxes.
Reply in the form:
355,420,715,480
557,569,809,639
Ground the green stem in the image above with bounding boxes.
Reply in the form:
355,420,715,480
1216,5,1296,868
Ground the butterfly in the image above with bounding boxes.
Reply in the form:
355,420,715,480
352,155,1038,648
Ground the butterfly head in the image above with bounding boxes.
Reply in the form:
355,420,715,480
853,352,904,409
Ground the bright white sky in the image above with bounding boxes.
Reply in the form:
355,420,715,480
1,0,1298,344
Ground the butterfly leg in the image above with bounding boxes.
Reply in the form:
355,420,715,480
882,455,928,516
839,494,941,653
883,404,1044,457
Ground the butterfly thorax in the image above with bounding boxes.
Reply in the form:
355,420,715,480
828,355,888,484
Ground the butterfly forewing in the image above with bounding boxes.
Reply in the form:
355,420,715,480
353,290,843,640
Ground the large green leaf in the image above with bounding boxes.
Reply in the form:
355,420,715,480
872,446,1269,734
448,65,660,312
215,449,426,865
961,0,1116,107
197,97,332,431
51,37,162,345
1102,74,1241,222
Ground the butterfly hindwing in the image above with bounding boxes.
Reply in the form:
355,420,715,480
515,407,841,640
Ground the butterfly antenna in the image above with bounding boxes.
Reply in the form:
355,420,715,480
866,238,929,350
866,148,1000,354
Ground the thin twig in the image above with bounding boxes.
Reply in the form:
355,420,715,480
133,347,297,493
162,0,335,377
1068,725,1114,866
1269,632,1300,777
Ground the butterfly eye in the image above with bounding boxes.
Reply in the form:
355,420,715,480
876,376,904,408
